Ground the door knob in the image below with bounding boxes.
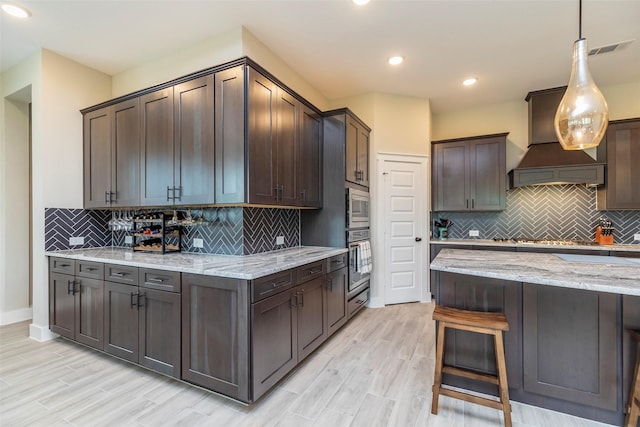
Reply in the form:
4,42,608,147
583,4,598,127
415,237,422,242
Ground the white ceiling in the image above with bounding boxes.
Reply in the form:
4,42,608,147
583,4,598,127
1,0,639,113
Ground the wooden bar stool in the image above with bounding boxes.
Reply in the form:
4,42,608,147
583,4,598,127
431,305,512,427
626,329,640,427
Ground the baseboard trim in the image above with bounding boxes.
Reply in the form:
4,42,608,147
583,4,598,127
29,323,58,342
368,296,385,308
0,307,33,325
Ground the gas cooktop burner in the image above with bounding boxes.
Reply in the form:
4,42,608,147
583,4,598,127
492,238,601,246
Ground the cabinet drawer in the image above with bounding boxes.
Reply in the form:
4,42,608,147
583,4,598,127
75,261,104,279
252,269,295,303
139,268,181,293
296,260,325,285
105,264,138,285
326,253,347,273
50,257,75,275
348,287,369,317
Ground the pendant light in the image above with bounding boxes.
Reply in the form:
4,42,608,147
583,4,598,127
554,0,608,150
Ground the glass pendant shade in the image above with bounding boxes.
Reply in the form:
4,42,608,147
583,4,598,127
554,38,609,150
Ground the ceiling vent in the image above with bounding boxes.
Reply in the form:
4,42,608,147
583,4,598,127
588,39,634,56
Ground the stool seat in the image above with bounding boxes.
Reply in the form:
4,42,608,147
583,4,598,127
625,329,640,427
431,305,512,427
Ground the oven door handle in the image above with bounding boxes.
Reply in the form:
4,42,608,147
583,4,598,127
351,245,359,273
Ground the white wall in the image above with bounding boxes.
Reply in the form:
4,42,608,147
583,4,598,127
1,52,40,325
0,50,111,334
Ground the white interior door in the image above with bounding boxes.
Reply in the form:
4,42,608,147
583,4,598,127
381,155,428,305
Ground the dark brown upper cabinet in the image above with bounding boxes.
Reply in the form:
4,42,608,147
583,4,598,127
82,58,322,209
432,133,507,212
346,113,370,188
526,87,565,144
597,118,640,210
83,98,140,208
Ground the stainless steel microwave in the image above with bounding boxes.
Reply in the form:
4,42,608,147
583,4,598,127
346,188,370,229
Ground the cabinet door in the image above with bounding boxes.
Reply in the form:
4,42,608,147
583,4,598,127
601,119,640,209
623,295,640,417
470,136,506,211
275,88,299,206
104,281,139,362
74,277,104,350
181,274,249,402
247,68,277,205
251,289,297,401
139,288,181,378
215,65,245,204
112,99,140,207
522,284,617,411
436,272,521,392
299,104,322,207
345,115,359,184
140,87,174,206
296,277,327,361
432,141,468,211
357,125,370,187
49,272,75,339
83,107,112,208
174,75,215,205
326,267,347,337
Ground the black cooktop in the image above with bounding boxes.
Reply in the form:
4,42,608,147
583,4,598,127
492,238,601,246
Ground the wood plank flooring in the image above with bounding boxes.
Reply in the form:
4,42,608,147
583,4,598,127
0,302,612,426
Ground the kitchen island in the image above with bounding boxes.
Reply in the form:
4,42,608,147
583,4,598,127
46,246,354,404
430,248,640,426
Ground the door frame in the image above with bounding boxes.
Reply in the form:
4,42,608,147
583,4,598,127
376,152,431,305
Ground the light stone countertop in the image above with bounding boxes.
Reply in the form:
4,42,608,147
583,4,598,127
429,238,640,252
45,246,348,280
430,248,640,296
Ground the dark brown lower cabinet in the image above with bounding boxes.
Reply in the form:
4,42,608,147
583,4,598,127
623,295,640,420
49,271,104,350
523,284,618,411
434,272,521,392
252,275,328,401
182,273,250,402
104,282,181,377
326,267,348,337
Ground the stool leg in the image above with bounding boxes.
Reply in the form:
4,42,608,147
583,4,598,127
494,331,512,427
625,348,640,427
432,321,446,415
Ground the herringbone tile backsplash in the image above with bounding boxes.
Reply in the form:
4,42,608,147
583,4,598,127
433,185,640,244
46,207,300,255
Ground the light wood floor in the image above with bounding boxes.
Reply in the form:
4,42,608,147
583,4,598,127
0,302,612,426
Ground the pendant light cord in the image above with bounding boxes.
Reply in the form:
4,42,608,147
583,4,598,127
579,0,582,39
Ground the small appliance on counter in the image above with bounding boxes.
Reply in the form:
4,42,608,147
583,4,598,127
595,218,614,245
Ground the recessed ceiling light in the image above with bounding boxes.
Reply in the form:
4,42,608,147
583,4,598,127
1,3,30,18
462,77,478,86
388,56,404,66
353,0,370,5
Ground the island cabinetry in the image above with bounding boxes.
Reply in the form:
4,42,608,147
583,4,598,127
623,295,640,421
597,118,640,210
434,272,521,392
83,98,140,208
432,133,507,211
49,258,104,350
181,273,250,402
522,284,617,411
104,265,181,377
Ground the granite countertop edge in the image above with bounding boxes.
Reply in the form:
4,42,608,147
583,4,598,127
430,248,640,297
45,246,348,280
429,238,640,252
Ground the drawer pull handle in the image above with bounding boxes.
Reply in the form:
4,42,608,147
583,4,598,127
147,277,164,283
85,267,96,272
271,279,288,288
308,268,322,275
112,272,125,277
59,263,70,268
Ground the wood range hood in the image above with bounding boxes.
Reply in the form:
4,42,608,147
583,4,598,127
508,87,605,188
